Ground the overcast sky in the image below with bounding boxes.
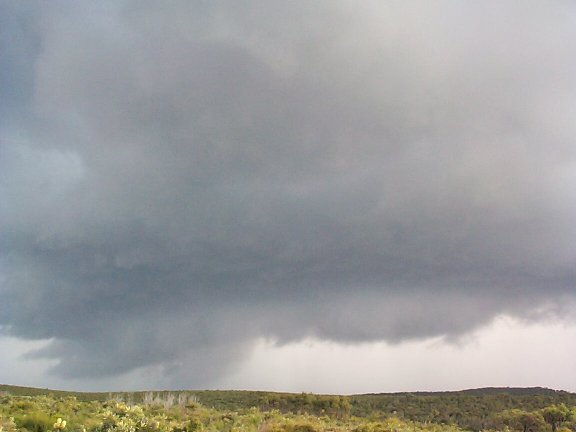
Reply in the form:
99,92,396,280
1,0,576,393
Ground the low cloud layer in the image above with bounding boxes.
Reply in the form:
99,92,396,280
2,0,576,385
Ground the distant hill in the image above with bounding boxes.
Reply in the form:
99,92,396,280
0,383,107,401
362,386,570,397
454,387,569,396
2,383,570,399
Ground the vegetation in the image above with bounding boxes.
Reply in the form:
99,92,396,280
0,386,575,432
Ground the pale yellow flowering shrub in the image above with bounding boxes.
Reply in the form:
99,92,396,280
96,403,185,432
53,418,67,430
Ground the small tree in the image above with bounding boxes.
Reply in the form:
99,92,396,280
542,405,570,432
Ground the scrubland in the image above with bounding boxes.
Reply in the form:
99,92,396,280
1,386,575,432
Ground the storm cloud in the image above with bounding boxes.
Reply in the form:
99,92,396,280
1,0,576,385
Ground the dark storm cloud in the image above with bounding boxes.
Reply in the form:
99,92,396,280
2,0,576,383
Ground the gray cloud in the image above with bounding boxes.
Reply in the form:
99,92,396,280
1,0,576,384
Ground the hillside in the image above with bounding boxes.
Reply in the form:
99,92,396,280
2,384,576,431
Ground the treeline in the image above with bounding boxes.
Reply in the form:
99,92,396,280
258,393,351,417
349,389,576,430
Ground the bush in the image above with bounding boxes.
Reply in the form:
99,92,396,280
16,412,54,432
266,421,319,432
353,423,389,432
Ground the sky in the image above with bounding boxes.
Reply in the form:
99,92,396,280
1,0,576,394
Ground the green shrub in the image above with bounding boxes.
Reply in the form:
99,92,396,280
353,422,389,432
266,421,319,432
291,424,318,432
16,412,54,432
184,419,203,432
